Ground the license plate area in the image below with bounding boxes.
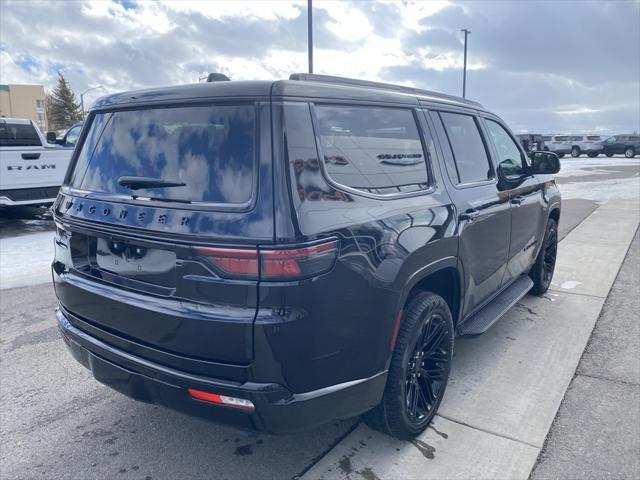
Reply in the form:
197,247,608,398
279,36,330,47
95,238,176,288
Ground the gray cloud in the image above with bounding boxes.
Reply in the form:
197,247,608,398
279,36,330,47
1,0,638,133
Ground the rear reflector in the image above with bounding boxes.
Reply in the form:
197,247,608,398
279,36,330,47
389,309,403,352
187,388,255,411
195,239,338,281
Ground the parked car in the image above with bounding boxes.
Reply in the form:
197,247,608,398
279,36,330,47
0,117,74,207
567,135,604,157
52,74,561,440
46,122,83,148
602,135,640,158
516,134,545,153
542,135,571,157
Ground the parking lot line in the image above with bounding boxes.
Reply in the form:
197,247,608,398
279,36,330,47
303,200,640,480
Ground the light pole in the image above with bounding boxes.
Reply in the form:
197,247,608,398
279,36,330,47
461,29,471,98
308,0,313,74
80,85,104,119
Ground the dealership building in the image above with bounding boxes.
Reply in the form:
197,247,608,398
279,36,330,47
0,83,47,132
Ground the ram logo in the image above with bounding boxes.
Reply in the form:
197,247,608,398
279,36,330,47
6,164,56,171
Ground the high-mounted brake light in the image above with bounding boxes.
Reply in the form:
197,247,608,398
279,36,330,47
187,388,255,410
195,239,338,281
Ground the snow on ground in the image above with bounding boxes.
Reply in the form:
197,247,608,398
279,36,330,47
556,157,640,204
0,231,54,289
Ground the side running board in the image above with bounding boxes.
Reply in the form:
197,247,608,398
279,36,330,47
458,276,534,337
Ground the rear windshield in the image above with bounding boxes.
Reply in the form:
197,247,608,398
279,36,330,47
0,121,41,147
71,104,256,205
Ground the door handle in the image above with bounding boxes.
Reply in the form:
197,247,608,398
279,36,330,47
511,195,525,205
21,153,41,160
460,209,481,222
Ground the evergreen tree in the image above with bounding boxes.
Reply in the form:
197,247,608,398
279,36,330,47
47,72,82,131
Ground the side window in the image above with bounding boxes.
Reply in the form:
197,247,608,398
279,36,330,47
65,125,81,146
439,112,492,184
485,119,527,179
0,121,42,147
314,105,429,194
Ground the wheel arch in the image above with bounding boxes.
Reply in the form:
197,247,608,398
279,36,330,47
398,258,463,328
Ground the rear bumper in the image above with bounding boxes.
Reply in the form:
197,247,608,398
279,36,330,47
56,307,386,433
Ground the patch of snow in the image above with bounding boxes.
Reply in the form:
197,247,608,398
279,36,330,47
0,231,54,289
560,280,582,289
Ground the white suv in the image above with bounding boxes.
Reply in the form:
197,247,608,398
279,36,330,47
543,135,571,157
543,135,603,158
567,135,603,157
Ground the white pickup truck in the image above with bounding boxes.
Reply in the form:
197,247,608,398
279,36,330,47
0,117,75,207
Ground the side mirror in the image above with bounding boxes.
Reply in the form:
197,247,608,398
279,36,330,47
46,132,58,144
529,151,561,174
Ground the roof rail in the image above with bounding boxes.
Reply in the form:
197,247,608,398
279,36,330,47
288,73,483,108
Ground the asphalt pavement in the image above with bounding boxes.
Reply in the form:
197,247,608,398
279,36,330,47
531,230,639,480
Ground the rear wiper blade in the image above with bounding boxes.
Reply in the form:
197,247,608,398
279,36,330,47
118,176,186,190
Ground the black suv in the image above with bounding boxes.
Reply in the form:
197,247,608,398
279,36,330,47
52,74,561,439
602,135,640,158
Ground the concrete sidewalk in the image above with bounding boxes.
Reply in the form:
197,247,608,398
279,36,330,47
302,200,640,480
531,230,639,480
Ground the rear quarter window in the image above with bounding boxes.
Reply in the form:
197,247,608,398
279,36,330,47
0,121,41,147
313,105,429,195
70,104,256,206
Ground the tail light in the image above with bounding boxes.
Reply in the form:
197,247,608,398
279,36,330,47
195,239,338,281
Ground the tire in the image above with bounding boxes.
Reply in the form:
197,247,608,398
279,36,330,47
364,292,454,440
530,218,558,295
624,147,635,158
557,153,565,158
571,147,580,157
587,152,598,158
606,153,614,157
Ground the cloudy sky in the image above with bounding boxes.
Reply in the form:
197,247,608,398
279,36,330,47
1,0,638,134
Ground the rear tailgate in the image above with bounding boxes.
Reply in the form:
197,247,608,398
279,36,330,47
53,101,273,366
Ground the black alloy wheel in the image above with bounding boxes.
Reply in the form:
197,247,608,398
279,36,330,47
364,292,454,439
405,313,450,423
530,218,558,295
